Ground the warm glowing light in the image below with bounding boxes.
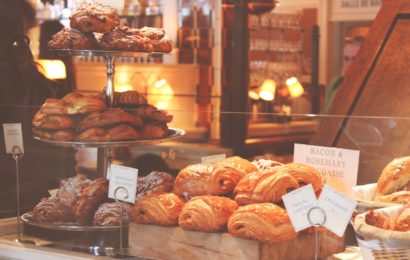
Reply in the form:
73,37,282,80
116,83,133,93
117,72,129,84
149,79,174,103
286,77,304,98
248,90,260,100
36,59,66,79
259,79,276,101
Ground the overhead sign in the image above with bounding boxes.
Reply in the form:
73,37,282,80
331,0,384,21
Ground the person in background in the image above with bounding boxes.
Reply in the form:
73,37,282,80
0,0,75,217
323,36,364,113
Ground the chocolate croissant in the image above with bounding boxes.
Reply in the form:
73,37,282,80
276,163,323,193
234,170,300,205
228,203,298,243
179,196,238,232
174,163,245,198
133,193,184,226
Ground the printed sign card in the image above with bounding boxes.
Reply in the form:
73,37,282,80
282,184,318,232
201,154,226,164
293,144,360,196
108,165,138,204
318,184,357,237
3,123,24,154
93,0,125,10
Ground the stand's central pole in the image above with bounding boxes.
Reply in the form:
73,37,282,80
105,56,117,108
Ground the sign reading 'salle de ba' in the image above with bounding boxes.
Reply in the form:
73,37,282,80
293,144,360,196
338,0,383,8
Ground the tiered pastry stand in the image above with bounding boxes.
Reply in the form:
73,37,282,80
23,49,184,256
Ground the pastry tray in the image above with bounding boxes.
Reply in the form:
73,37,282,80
50,49,171,58
33,128,185,148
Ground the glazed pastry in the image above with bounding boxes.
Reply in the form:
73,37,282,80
75,178,109,225
365,210,395,230
93,202,135,226
32,197,73,223
57,176,92,217
47,28,98,50
139,26,172,53
174,163,245,198
129,104,173,123
32,111,74,130
252,159,283,173
134,193,184,226
276,163,323,193
140,122,169,139
76,108,143,132
179,196,238,232
395,203,410,231
76,124,140,142
216,156,258,176
375,157,410,201
136,171,175,202
70,3,119,33
99,26,153,52
234,170,300,205
32,127,75,141
228,203,298,243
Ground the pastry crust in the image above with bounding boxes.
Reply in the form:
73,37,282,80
99,26,153,52
70,3,119,33
47,28,98,50
365,210,395,230
216,156,258,176
375,157,410,200
139,27,172,53
179,196,238,232
32,111,74,130
137,171,175,202
128,105,173,123
234,170,300,205
40,96,106,115
75,178,109,225
252,159,283,172
32,127,75,141
228,203,298,243
276,163,323,193
140,122,169,139
174,163,245,198
57,176,92,218
76,124,141,142
134,193,185,226
32,197,73,223
93,202,135,226
115,90,148,106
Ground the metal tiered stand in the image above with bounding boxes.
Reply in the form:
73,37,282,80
22,49,185,255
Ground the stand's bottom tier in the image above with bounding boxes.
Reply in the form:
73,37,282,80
128,223,346,260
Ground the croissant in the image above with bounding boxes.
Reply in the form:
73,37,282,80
275,163,323,193
395,203,410,231
133,193,184,226
215,156,258,176
375,157,410,202
40,96,106,115
228,203,298,243
234,170,300,205
76,124,140,142
32,127,75,141
365,210,395,230
128,104,173,123
252,159,283,173
179,196,238,232
174,163,245,198
115,90,147,106
32,111,74,130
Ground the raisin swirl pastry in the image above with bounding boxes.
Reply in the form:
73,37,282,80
234,170,300,205
32,197,73,223
47,28,98,50
56,176,92,218
93,202,136,226
70,3,119,33
99,26,152,52
179,196,238,232
228,203,298,243
134,193,185,226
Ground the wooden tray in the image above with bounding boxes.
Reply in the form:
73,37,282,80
128,223,346,260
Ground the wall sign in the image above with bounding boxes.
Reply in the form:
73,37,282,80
331,0,384,21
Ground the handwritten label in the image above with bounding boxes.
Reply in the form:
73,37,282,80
294,144,359,196
318,185,357,237
93,0,125,10
282,184,318,232
201,154,226,164
108,165,138,204
3,123,24,154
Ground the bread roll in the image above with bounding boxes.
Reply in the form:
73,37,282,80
375,157,410,201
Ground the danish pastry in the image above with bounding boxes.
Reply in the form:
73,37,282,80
57,176,92,217
33,197,73,223
179,196,238,232
228,203,298,243
70,3,120,33
99,26,153,52
32,127,75,141
32,111,74,130
40,96,106,115
137,171,175,202
234,170,300,205
47,28,98,50
134,193,185,226
139,26,172,53
93,202,136,226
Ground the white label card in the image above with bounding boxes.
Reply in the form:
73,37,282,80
282,184,318,232
108,165,138,204
201,154,226,164
3,123,24,154
318,184,357,237
293,144,360,196
92,0,125,10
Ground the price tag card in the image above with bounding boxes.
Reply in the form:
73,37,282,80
282,184,318,232
294,144,360,196
108,165,138,204
201,154,226,164
3,123,24,154
318,184,357,237
93,0,125,10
